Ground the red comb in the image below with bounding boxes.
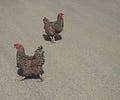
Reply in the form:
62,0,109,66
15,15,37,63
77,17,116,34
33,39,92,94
14,43,20,49
59,13,64,18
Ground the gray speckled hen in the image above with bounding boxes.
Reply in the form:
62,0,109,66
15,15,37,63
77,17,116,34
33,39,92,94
43,13,64,43
14,43,45,82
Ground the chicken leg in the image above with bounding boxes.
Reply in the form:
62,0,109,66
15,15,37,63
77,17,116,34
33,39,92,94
39,74,44,82
50,36,56,43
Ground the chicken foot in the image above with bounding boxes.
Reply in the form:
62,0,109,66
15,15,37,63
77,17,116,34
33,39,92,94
16,76,26,81
39,74,44,82
50,36,56,43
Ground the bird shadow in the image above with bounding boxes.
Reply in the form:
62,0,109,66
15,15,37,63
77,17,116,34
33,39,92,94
17,68,39,79
42,34,62,41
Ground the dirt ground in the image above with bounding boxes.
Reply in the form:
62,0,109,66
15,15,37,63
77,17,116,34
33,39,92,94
0,0,120,100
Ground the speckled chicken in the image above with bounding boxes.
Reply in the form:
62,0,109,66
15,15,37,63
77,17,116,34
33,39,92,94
14,43,45,82
43,13,64,43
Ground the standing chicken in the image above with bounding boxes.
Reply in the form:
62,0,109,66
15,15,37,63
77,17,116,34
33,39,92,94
14,43,45,82
43,13,64,43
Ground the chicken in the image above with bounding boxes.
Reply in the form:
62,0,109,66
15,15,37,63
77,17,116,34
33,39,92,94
14,43,45,82
43,13,64,43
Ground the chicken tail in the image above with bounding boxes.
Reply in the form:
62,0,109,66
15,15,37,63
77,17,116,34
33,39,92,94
43,17,49,24
34,46,45,66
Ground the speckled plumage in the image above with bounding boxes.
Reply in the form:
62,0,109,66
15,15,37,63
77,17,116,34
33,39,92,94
43,13,64,43
15,44,45,79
